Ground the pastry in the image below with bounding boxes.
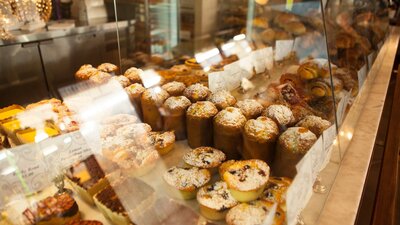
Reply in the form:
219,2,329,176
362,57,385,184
274,12,299,27
151,54,165,65
111,75,131,88
261,28,276,44
183,83,211,103
162,96,191,140
22,193,80,225
0,105,24,121
149,131,176,155
186,101,218,148
88,71,112,85
262,104,295,130
296,115,331,137
207,90,237,110
163,166,211,200
297,62,319,80
219,160,236,178
277,83,302,105
290,105,315,123
324,76,343,96
183,147,226,174
75,64,98,80
273,127,317,178
162,81,186,96
274,30,292,40
242,116,279,164
226,199,285,225
279,73,303,89
124,83,145,119
222,159,270,202
213,107,247,159
307,80,333,97
170,64,192,75
124,67,143,84
197,181,238,220
97,63,118,74
261,177,292,211
65,219,103,225
185,58,203,70
252,17,269,29
141,87,170,131
235,99,264,120
283,21,306,36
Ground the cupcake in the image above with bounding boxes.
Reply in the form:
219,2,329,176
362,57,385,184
111,75,131,88
97,63,118,74
226,199,285,225
197,181,238,220
124,67,143,84
262,104,294,130
207,90,237,110
141,87,170,131
163,166,211,200
242,117,279,164
273,127,317,178
183,147,226,174
219,160,236,178
149,131,176,155
124,83,146,120
183,83,211,103
296,115,331,137
162,81,186,96
162,96,191,140
186,101,218,148
235,99,264,120
213,107,247,159
222,159,270,202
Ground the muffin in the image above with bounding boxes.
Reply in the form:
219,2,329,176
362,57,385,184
183,147,226,174
97,63,119,74
149,131,176,155
141,87,170,131
88,71,112,85
124,83,146,120
226,199,285,225
262,105,294,131
235,99,264,120
186,101,218,148
183,83,211,103
111,75,131,88
197,181,238,220
273,127,317,178
163,166,211,200
242,117,279,164
219,160,236,178
222,159,270,202
296,115,331,137
124,67,143,84
162,81,186,96
162,96,191,140
75,64,98,80
207,90,237,110
213,107,247,159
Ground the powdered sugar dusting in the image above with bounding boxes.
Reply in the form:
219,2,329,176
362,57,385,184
263,104,294,126
125,83,145,98
244,117,279,142
235,99,264,119
162,81,186,95
183,83,211,102
278,127,317,154
186,101,218,118
207,90,237,110
183,147,226,169
197,181,238,211
226,200,280,225
214,107,247,128
163,166,211,191
163,96,191,111
296,115,331,136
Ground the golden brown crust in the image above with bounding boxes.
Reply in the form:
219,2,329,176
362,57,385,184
97,63,119,74
125,83,145,99
124,67,143,84
214,107,246,131
141,88,170,106
75,65,98,80
162,81,187,96
183,147,226,169
235,99,264,120
163,166,211,191
207,90,237,110
243,116,279,143
296,115,331,137
186,101,218,118
183,84,211,103
163,96,192,115
278,127,317,154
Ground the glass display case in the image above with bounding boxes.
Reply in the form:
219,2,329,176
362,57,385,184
0,0,391,225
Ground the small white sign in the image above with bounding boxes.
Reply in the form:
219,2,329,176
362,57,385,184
322,125,337,151
367,51,376,69
357,64,367,90
275,40,294,61
336,91,351,125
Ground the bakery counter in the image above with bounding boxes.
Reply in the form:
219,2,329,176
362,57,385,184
302,26,400,225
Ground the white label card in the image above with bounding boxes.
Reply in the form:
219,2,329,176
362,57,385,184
275,40,294,61
322,125,337,151
357,64,367,89
367,52,376,69
336,91,351,125
296,137,324,179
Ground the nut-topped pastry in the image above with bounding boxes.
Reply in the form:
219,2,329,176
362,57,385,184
75,64,98,80
235,99,264,120
149,131,176,155
162,81,186,96
207,90,237,110
242,117,279,164
97,63,119,74
197,181,238,220
222,159,270,202
111,75,131,88
141,87,170,131
183,83,211,103
274,127,317,178
123,67,143,84
163,166,211,200
183,147,226,173
186,101,218,148
213,107,247,159
296,115,331,137
226,199,285,225
162,96,191,140
125,83,146,119
262,104,295,130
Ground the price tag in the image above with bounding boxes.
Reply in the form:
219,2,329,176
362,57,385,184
322,125,337,151
336,91,350,125
251,49,267,74
208,71,226,92
275,40,294,61
296,137,324,179
377,41,383,50
367,52,376,69
357,64,367,89
239,55,254,79
262,47,274,70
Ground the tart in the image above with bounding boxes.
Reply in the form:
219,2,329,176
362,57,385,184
123,67,143,84
242,116,279,164
262,104,295,130
222,159,270,202
162,81,186,96
197,181,238,220
183,147,226,173
213,107,247,159
111,75,131,88
274,127,317,178
162,96,191,140
207,90,237,110
97,63,119,74
183,83,211,103
149,131,176,155
235,99,264,120
141,87,170,131
296,115,331,137
163,166,211,200
186,101,218,148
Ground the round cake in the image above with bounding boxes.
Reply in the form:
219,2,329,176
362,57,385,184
262,104,294,129
235,99,264,120
207,90,237,110
162,81,186,96
183,83,211,102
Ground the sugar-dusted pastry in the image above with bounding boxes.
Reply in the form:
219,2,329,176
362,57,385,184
235,99,264,120
262,104,295,130
149,131,176,155
162,96,191,140
170,64,192,75
141,87,170,131
162,81,186,96
75,64,98,80
274,127,317,178
123,67,143,84
296,115,331,137
226,199,285,225
163,166,211,200
213,107,246,159
22,193,80,225
125,83,146,119
88,71,112,85
97,63,118,74
222,159,270,202
297,62,319,80
219,160,236,178
242,116,279,164
290,105,315,123
183,147,226,173
207,90,237,110
65,219,103,225
111,75,131,88
186,101,218,148
197,181,238,220
183,83,211,103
